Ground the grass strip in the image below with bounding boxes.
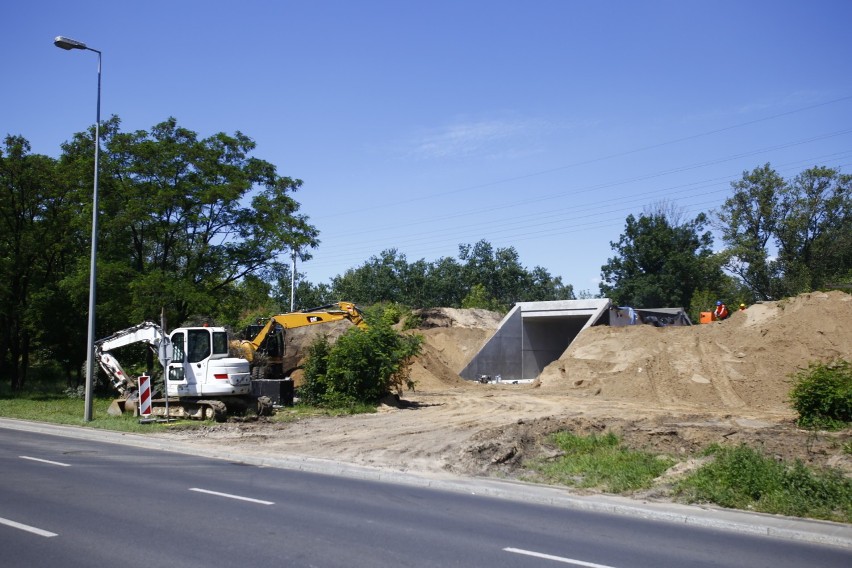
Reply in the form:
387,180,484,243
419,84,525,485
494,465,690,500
675,444,852,523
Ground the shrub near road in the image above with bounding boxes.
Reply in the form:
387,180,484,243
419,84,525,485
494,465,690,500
676,444,852,523
789,360,852,430
300,322,422,408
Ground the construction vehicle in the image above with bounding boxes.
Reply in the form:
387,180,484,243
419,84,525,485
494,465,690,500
95,321,272,421
234,301,367,380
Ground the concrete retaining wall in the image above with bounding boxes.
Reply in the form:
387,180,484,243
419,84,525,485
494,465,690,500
460,299,611,382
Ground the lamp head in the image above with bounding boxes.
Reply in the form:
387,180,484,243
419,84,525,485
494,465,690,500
54,36,87,50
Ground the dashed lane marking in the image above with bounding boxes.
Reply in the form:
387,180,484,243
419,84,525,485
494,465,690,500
0,516,58,537
20,456,71,467
189,487,275,505
504,547,617,567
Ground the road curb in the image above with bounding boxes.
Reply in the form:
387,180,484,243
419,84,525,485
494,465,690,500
3,417,850,549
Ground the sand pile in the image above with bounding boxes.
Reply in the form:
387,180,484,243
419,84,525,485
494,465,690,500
279,293,851,409
406,308,503,390
535,291,852,414
280,307,503,388
160,292,851,479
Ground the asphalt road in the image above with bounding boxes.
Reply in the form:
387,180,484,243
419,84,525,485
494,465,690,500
1,422,851,567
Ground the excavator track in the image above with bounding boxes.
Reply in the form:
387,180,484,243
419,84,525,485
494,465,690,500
114,396,271,421
196,400,228,422
117,397,230,421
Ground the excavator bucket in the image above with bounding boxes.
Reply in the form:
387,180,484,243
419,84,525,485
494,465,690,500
107,398,126,416
107,396,138,417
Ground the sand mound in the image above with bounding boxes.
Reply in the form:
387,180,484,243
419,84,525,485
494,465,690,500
414,307,504,330
534,291,852,414
281,294,851,410
162,293,851,481
407,308,502,390
281,307,503,389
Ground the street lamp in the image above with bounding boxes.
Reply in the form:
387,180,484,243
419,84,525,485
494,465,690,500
54,36,101,422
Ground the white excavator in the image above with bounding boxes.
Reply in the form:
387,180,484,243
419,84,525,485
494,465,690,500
95,321,272,421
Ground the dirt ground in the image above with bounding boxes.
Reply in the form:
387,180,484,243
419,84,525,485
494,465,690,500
156,292,852,496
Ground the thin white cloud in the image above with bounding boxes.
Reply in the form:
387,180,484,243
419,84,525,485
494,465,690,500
403,117,553,161
682,90,834,126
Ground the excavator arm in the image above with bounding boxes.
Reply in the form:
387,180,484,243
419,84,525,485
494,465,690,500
94,321,169,394
233,302,366,377
244,301,366,353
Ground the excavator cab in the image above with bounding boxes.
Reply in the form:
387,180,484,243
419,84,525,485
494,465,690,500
166,327,252,397
242,323,284,359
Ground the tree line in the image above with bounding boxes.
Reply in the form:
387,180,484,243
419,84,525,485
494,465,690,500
2,115,849,391
280,241,574,314
1,117,317,390
0,117,570,391
600,164,851,320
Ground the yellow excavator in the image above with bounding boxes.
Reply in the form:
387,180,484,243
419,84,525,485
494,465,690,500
233,301,367,380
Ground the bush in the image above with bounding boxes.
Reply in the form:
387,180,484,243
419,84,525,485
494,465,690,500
64,385,86,399
675,444,852,522
300,322,422,408
360,302,403,326
364,302,422,330
298,334,332,406
789,360,852,430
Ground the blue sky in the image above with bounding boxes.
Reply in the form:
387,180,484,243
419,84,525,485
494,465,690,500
4,1,852,295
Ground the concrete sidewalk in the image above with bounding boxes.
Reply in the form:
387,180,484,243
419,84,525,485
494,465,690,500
2,417,850,550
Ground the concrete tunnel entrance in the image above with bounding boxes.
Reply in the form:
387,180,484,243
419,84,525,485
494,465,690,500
458,299,691,382
459,299,611,383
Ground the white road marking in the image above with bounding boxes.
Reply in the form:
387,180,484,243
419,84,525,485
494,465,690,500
189,488,274,505
504,547,617,567
0,516,58,537
20,456,71,467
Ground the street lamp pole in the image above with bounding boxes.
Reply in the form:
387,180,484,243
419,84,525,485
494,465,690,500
290,249,297,312
54,36,101,422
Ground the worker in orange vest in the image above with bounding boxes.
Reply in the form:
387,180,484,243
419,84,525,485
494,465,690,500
739,303,747,311
714,301,729,320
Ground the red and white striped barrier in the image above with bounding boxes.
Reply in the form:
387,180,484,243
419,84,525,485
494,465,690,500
138,375,152,417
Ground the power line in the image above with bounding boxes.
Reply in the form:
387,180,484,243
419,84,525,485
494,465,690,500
301,152,851,276
315,135,852,247
311,94,852,220
295,91,852,282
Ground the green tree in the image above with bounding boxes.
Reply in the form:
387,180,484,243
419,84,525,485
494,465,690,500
458,239,572,309
461,283,504,311
400,258,430,308
216,274,280,331
331,249,409,305
329,240,572,309
422,256,465,307
246,260,334,316
776,167,852,292
458,240,501,304
292,281,333,311
600,210,721,308
717,164,852,299
716,164,786,299
521,265,575,302
65,116,319,327
0,136,80,390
